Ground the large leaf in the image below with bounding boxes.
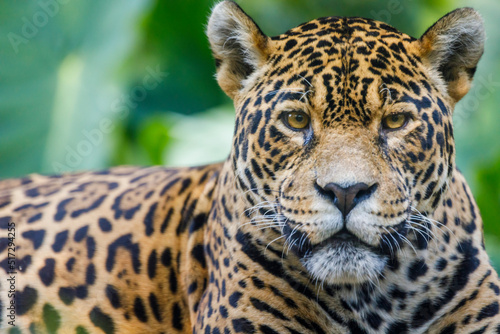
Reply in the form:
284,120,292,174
0,0,152,178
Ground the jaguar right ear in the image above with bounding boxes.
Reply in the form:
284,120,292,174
207,1,270,99
418,8,485,103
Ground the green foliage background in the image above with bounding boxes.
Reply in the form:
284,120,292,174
1,0,499,264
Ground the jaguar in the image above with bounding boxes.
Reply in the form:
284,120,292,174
1,1,499,333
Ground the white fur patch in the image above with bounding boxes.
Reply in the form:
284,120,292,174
302,242,387,285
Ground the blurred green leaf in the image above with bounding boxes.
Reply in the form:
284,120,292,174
162,106,234,167
485,234,500,272
0,0,152,177
137,115,171,165
477,156,500,237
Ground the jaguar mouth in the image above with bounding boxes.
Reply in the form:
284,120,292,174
284,224,379,258
283,218,406,259
311,227,381,255
314,228,360,249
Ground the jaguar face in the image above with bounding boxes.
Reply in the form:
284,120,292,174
250,38,449,284
208,3,484,284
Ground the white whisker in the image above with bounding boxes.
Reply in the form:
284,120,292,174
298,74,313,87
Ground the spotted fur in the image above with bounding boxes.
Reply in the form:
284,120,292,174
1,2,499,333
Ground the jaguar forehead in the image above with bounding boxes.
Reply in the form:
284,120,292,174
256,17,424,127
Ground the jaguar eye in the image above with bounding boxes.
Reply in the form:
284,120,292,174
283,111,310,130
382,113,409,131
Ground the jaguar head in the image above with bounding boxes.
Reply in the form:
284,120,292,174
208,2,484,284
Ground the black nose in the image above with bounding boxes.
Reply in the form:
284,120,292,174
316,182,378,217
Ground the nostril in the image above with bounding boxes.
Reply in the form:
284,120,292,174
314,182,336,202
353,183,378,205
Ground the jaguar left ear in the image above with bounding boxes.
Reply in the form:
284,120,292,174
207,1,270,99
419,8,485,103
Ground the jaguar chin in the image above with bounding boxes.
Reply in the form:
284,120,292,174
300,230,388,285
